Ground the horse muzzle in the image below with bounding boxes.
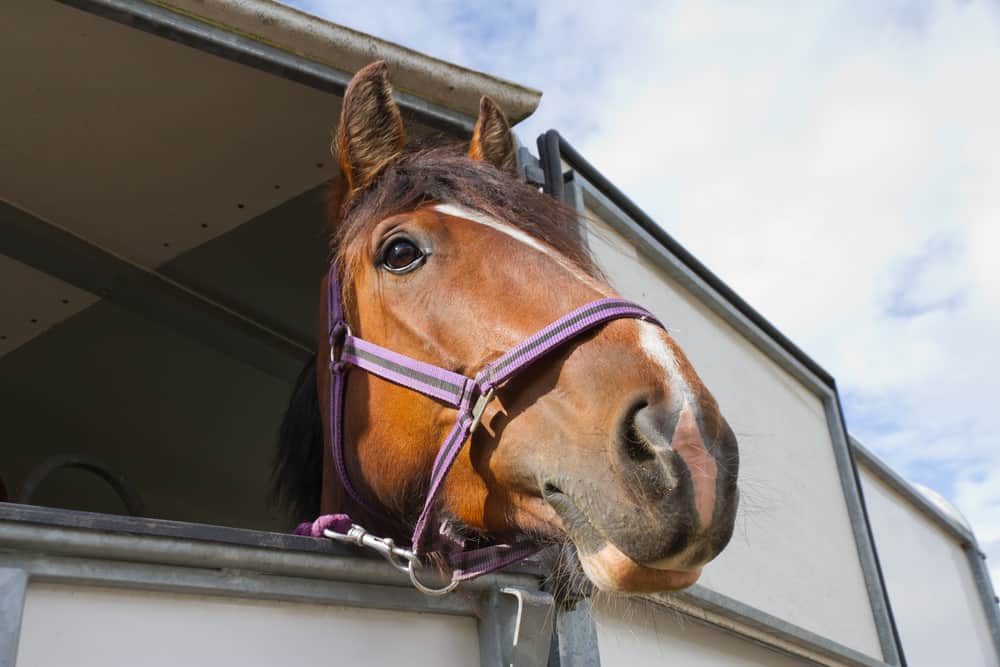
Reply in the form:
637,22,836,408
539,394,740,593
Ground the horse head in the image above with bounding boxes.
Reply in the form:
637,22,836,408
277,61,739,593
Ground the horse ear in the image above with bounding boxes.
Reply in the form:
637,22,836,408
469,96,517,176
334,61,406,192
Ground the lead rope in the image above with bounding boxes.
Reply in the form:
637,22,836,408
296,262,663,595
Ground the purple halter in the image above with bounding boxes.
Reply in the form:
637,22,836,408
297,260,662,593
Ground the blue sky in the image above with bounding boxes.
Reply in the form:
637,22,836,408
281,0,1000,585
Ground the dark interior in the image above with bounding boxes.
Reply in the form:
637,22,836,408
0,0,462,532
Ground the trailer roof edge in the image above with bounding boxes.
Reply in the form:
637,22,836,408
155,0,543,124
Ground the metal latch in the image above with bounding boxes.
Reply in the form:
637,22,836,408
479,586,554,667
502,587,555,667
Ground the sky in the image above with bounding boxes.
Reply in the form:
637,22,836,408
280,0,1000,587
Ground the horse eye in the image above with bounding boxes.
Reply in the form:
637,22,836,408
381,238,424,273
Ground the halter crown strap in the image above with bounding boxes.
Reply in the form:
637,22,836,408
327,269,379,516
319,262,663,582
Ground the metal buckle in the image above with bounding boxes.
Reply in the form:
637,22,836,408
323,523,459,596
329,321,353,365
468,387,496,435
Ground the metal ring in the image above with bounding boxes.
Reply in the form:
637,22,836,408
407,561,460,596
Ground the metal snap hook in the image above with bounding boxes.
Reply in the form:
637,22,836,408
323,524,417,575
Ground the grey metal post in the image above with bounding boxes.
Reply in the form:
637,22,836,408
965,545,1000,658
479,588,555,667
0,568,28,667
554,600,601,667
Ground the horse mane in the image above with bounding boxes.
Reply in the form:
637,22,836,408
271,357,323,523
273,142,597,523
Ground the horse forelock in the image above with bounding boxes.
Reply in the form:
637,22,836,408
327,144,600,303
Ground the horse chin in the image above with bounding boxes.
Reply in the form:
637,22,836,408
540,488,702,593
576,542,702,593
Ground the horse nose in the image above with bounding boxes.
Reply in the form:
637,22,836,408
618,397,718,534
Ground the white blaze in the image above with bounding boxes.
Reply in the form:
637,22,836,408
433,203,608,292
638,320,689,402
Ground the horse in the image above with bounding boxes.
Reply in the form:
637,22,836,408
274,61,739,593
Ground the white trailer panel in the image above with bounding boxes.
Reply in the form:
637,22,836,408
858,458,997,666
17,583,478,667
593,597,812,667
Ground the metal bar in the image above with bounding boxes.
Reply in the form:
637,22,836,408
1,554,472,617
0,201,311,383
0,519,540,595
965,545,1000,658
0,568,27,667
0,503,342,556
53,0,475,135
537,130,565,200
825,398,906,664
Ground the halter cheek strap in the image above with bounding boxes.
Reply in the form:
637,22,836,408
297,262,663,590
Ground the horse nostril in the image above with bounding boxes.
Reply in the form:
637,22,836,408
543,482,563,497
624,408,657,463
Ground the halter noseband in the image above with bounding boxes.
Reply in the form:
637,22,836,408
297,260,663,594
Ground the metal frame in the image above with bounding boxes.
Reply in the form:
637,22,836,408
0,503,346,556
851,438,1000,659
0,515,539,596
540,130,906,666
0,503,549,580
0,511,554,666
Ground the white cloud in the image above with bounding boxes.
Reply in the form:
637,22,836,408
284,0,1000,589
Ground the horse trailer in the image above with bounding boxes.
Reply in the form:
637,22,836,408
1,1,998,666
